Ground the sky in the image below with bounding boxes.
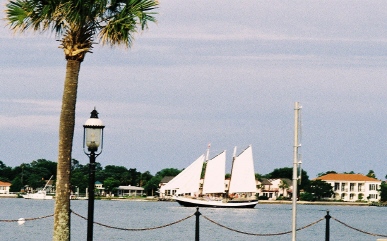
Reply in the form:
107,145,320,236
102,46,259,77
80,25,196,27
1,1,387,180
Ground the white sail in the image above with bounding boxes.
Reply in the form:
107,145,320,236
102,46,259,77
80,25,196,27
228,145,256,193
160,154,204,196
202,151,226,194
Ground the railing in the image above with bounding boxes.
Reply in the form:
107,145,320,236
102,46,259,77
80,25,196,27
1,208,387,240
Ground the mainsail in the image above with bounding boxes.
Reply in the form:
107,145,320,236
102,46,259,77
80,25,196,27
202,151,226,194
167,154,205,195
228,145,256,193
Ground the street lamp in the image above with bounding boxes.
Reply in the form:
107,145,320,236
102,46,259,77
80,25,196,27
83,108,105,241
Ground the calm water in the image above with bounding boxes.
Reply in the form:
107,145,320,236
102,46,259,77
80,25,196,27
0,198,386,241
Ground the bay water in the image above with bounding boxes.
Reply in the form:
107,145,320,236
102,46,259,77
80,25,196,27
0,198,386,241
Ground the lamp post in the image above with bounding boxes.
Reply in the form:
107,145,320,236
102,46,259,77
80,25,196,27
83,108,104,241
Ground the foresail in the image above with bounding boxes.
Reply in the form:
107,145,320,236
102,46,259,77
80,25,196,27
174,154,205,195
228,145,256,193
202,151,226,194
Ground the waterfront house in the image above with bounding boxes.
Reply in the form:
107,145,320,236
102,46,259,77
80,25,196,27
257,178,293,200
0,181,11,194
315,173,381,202
117,185,144,197
159,176,176,198
95,181,105,196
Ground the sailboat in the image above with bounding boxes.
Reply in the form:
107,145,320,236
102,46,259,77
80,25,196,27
22,175,54,200
173,145,258,208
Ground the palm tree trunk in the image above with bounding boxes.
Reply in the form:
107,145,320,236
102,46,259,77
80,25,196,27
53,60,81,241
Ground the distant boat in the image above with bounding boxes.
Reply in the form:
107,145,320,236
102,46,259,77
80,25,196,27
22,176,54,200
173,145,258,208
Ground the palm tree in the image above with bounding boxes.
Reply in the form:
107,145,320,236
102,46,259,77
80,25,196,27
279,179,289,198
6,0,158,240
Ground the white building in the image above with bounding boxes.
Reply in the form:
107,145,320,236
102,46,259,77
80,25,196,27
0,181,11,194
257,178,293,200
117,185,144,197
316,173,381,202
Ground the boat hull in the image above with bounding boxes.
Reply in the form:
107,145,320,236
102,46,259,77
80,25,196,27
22,191,53,200
175,197,258,208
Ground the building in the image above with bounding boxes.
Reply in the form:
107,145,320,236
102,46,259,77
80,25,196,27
0,181,11,194
257,178,293,200
95,181,105,196
316,173,381,202
159,176,176,198
117,185,144,197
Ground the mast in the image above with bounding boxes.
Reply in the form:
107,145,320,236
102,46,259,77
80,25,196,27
205,143,211,161
227,146,237,196
201,143,211,194
43,175,54,191
292,102,301,241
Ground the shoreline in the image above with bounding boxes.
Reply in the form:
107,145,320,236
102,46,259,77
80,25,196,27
257,200,370,206
0,195,380,206
109,198,372,206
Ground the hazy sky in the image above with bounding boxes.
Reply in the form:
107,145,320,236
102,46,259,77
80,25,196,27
1,1,387,179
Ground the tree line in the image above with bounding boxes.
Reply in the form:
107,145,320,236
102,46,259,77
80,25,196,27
0,159,181,196
1,159,386,202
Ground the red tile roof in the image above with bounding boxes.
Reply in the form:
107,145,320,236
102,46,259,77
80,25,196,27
0,181,11,186
316,173,379,182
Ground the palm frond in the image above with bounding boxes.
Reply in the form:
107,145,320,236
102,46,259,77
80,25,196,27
6,0,158,54
98,0,158,47
6,0,64,34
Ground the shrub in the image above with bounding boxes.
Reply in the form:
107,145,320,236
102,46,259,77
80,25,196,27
258,195,269,200
299,192,314,201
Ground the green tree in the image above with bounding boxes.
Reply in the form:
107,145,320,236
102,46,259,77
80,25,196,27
104,177,121,194
139,171,153,187
366,170,376,178
30,159,57,179
266,167,310,190
317,171,337,177
6,1,158,239
10,176,23,192
278,179,289,196
304,180,334,201
144,168,181,196
127,168,142,186
380,181,387,202
0,161,13,182
99,165,129,184
70,163,89,194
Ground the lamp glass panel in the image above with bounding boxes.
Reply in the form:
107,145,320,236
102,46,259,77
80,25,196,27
85,128,102,150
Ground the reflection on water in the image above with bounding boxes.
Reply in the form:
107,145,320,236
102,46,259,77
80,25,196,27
0,199,386,241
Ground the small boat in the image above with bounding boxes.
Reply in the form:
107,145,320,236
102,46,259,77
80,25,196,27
168,145,258,208
22,176,54,200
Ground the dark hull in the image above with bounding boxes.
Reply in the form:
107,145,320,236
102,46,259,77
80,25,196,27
175,198,258,208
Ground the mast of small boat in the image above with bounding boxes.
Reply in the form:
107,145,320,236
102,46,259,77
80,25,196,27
43,175,54,191
292,102,301,241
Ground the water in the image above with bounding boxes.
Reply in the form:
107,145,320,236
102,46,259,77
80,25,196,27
0,199,386,241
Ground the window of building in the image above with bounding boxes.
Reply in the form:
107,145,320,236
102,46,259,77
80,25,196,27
334,183,340,191
369,184,376,190
369,194,378,199
350,183,355,192
341,183,346,192
358,183,363,192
